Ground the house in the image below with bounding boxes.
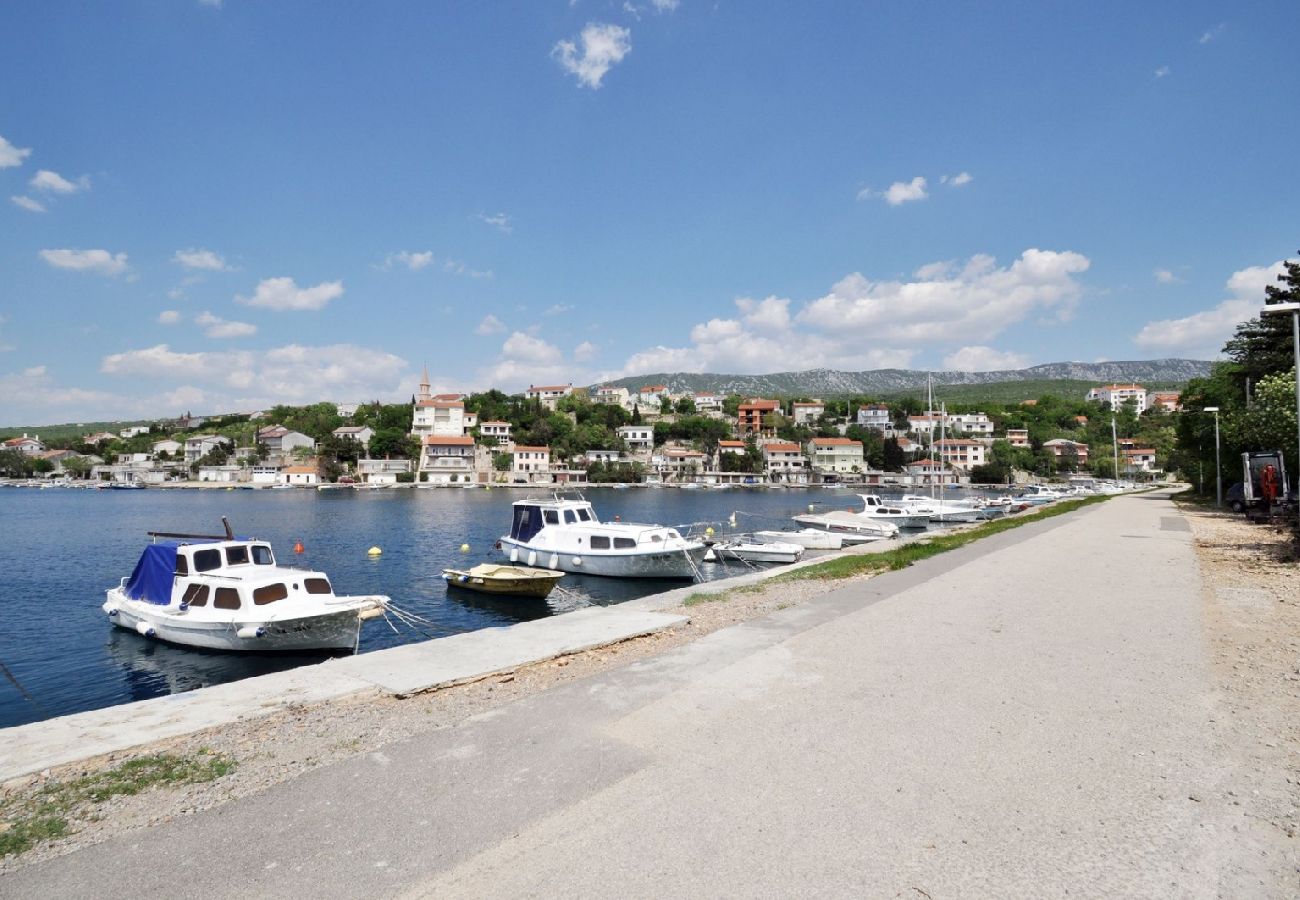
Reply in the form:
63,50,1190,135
1086,384,1148,415
618,425,655,455
737,399,780,438
905,459,959,485
657,448,706,479
412,399,470,439
119,425,151,439
592,385,631,408
335,402,360,418
808,437,863,474
856,405,892,430
257,426,316,456
791,401,826,426
1123,447,1159,473
332,425,375,450
718,440,747,456
693,392,723,413
184,434,233,463
420,435,477,484
762,442,808,483
283,463,321,486
946,413,994,436
894,436,923,457
34,448,85,476
1147,391,1181,412
906,413,945,439
357,458,412,485
584,449,622,465
1043,438,1090,466
526,384,572,410
480,421,513,448
4,433,46,455
250,463,283,485
1006,428,1030,448
174,413,207,430
152,439,182,457
198,465,245,484
82,432,116,446
512,446,552,481
933,438,987,471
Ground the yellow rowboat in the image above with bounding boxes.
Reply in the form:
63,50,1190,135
442,564,565,599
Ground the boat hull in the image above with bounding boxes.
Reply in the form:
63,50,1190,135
443,565,563,599
104,590,369,652
753,529,843,550
715,542,803,564
499,538,707,579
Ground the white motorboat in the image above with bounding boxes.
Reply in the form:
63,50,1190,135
791,510,899,542
896,494,982,523
753,529,843,550
498,495,708,579
858,494,931,529
102,519,388,652
713,539,804,564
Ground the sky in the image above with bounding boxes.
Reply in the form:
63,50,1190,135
1,1,1297,426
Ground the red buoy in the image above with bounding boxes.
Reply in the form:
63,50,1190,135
293,540,305,554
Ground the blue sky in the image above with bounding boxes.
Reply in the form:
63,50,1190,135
1,1,1297,425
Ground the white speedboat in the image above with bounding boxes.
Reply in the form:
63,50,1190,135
858,494,931,529
791,511,899,542
753,529,843,550
498,495,708,579
713,540,804,564
896,494,982,523
103,519,388,652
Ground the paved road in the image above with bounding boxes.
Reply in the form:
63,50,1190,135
3,491,1279,898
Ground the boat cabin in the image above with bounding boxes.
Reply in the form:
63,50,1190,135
508,497,599,542
124,539,334,612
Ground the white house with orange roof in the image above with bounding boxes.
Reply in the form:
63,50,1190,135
512,445,552,482
618,425,654,455
4,433,46,456
479,420,513,448
420,435,477,484
592,385,631,409
331,425,374,450
718,439,747,457
1086,384,1148,414
906,412,946,440
1146,391,1181,412
933,438,986,471
526,384,572,411
693,392,722,413
946,413,994,436
905,458,959,485
1043,438,1089,466
1123,447,1159,474
791,400,826,425
808,437,863,474
856,404,891,430
762,442,808,482
1005,428,1030,447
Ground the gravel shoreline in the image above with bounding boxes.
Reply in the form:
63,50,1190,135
5,494,1297,878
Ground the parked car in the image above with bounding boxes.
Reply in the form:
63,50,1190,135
1226,482,1245,513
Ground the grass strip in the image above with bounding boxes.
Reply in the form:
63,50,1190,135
0,750,235,859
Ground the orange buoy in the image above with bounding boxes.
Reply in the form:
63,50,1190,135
293,540,305,554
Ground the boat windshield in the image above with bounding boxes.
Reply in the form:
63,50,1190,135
510,505,544,542
251,545,274,565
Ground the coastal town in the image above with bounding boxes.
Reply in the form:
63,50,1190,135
0,373,1179,489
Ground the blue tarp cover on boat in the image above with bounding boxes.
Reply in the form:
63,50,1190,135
123,542,181,605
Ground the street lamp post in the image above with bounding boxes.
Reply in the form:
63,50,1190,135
1260,301,1300,531
1204,407,1221,506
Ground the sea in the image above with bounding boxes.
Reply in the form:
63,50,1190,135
0,483,937,728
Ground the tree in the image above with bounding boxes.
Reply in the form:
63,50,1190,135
62,456,93,480
882,437,906,471
493,452,512,471
674,396,696,416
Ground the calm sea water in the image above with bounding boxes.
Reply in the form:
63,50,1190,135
0,484,891,727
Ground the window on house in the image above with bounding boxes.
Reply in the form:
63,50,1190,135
193,549,221,572
213,587,241,610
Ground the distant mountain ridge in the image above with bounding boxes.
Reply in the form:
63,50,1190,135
594,359,1211,396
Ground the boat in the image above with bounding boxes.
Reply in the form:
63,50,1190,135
753,529,843,550
442,564,564,599
857,494,931,529
102,518,388,652
712,539,804,564
498,495,708,579
896,494,982,523
791,510,899,542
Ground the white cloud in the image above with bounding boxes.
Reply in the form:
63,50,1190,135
39,248,129,276
0,135,32,169
942,346,1029,371
883,176,928,206
1133,259,1290,356
545,304,573,316
475,314,507,336
10,195,44,213
651,0,680,10
1154,268,1180,284
574,340,598,362
941,172,973,187
442,258,493,278
30,169,89,194
196,311,257,338
158,310,182,325
610,249,1089,378
236,277,344,311
552,23,632,89
1199,23,1224,44
1155,65,1170,78
477,212,512,234
478,332,580,389
381,250,435,271
174,248,232,271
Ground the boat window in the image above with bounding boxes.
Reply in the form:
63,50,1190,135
563,510,577,524
213,587,241,610
193,549,222,572
590,535,610,549
650,534,662,542
182,583,209,607
251,545,274,565
614,537,637,549
544,510,559,525
174,555,189,576
576,507,593,522
510,506,543,542
304,578,332,595
253,583,289,605
226,545,249,565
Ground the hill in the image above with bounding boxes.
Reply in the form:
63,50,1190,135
596,359,1210,399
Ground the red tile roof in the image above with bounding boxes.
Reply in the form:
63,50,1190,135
810,437,861,447
513,445,550,453
425,435,474,446
763,443,802,452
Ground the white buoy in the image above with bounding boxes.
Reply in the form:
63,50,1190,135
135,621,155,638
367,546,382,557
509,547,519,562
460,543,470,553
527,550,537,567
548,553,559,569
